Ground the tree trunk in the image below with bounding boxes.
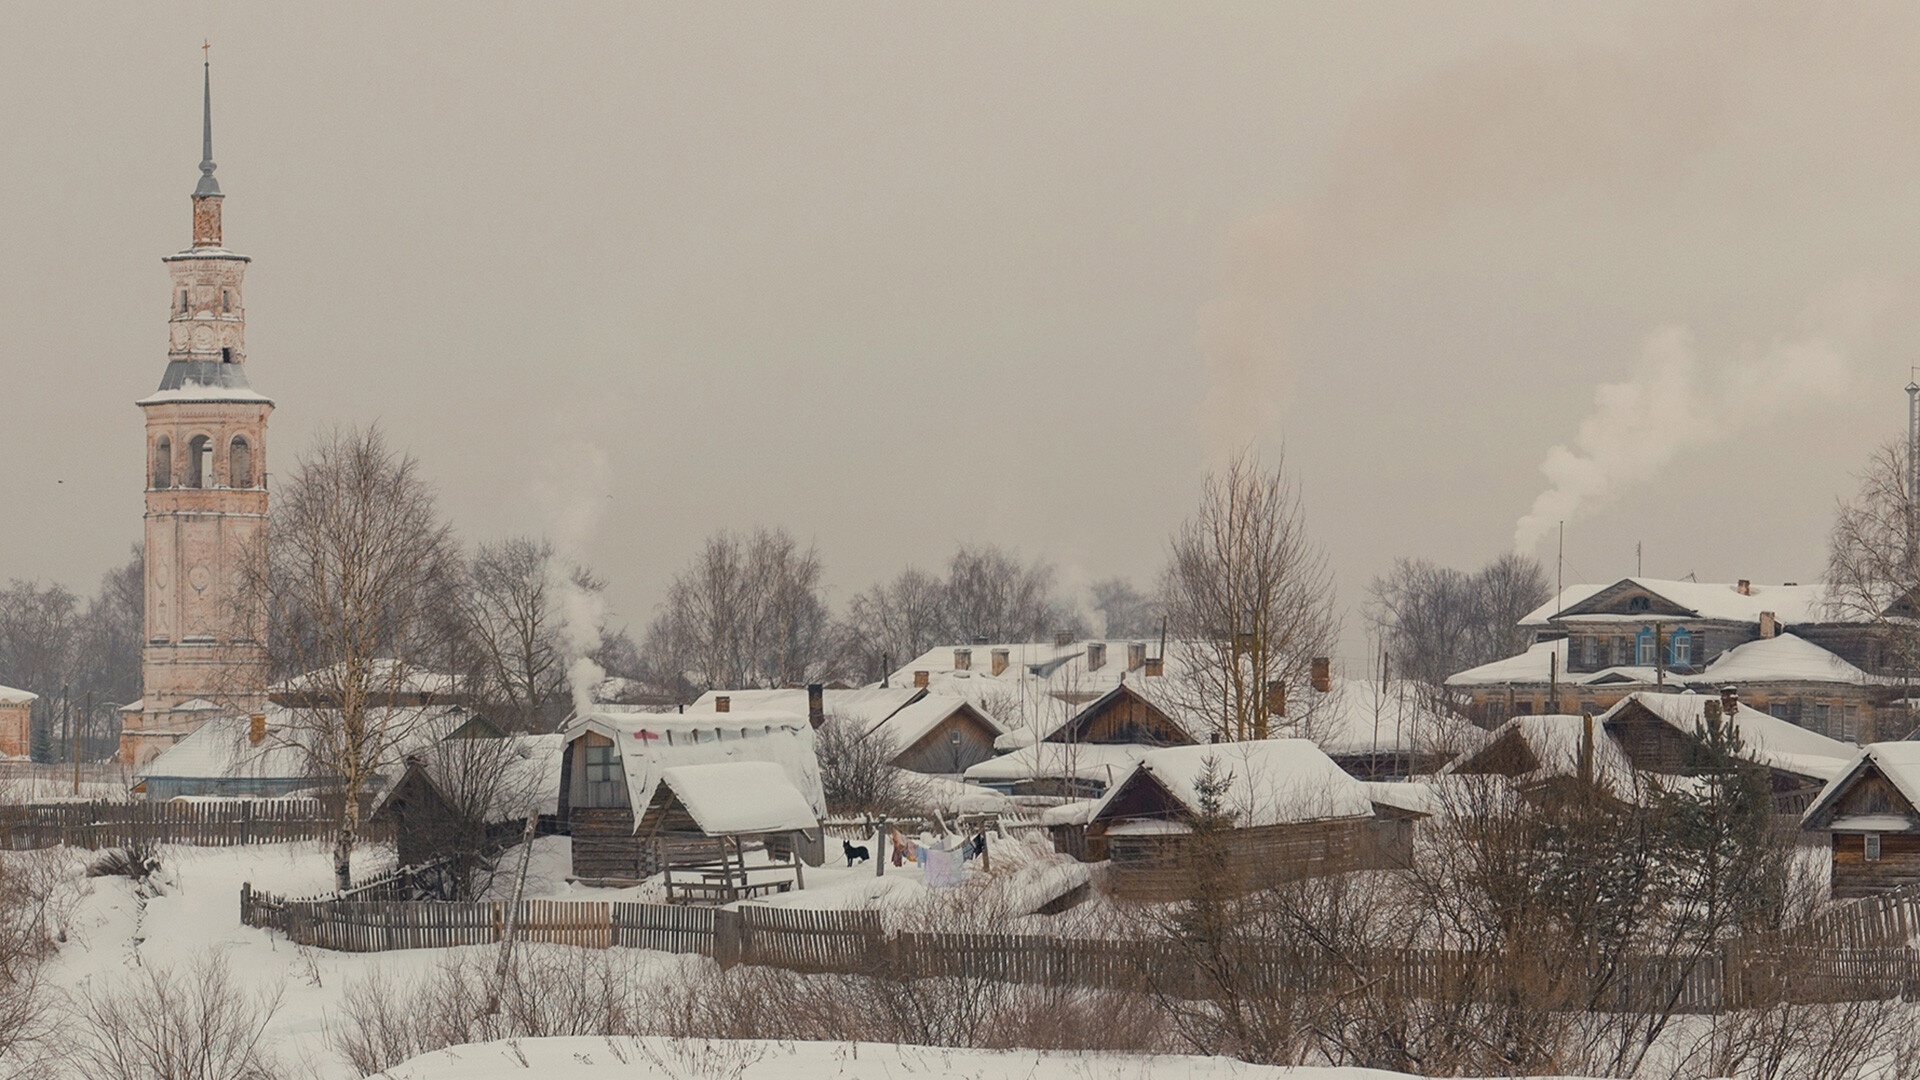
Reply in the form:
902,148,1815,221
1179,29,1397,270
334,794,359,892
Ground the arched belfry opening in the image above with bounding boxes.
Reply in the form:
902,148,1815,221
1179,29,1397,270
184,435,212,488
229,436,252,489
152,437,171,489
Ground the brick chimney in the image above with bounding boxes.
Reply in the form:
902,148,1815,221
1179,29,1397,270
1759,611,1777,638
807,683,824,728
1719,685,1739,717
1144,657,1164,677
1127,642,1147,671
953,648,971,671
1265,679,1287,717
715,696,730,713
1086,643,1107,671
248,713,266,745
990,648,1009,676
1311,657,1332,693
1737,580,1752,596
1055,630,1073,647
913,670,929,689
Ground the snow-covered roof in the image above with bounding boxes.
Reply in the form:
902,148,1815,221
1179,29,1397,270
565,709,826,830
134,704,476,783
1691,633,1876,685
658,761,818,835
866,692,1002,751
1444,640,1666,691
271,659,461,697
1091,740,1376,829
687,686,917,727
1525,578,1842,628
0,684,36,705
1445,640,1567,688
963,741,1150,786
135,383,274,405
1362,781,1439,817
1287,678,1483,758
1604,692,1853,780
1453,714,1641,795
1803,742,1920,829
885,640,1194,731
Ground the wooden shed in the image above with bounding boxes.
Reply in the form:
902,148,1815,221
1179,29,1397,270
1601,691,1852,813
1087,740,1383,900
369,732,564,871
558,710,827,886
1046,682,1197,747
1801,743,1920,899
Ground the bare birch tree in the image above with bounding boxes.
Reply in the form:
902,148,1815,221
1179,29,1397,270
1826,440,1920,678
1161,451,1337,741
254,425,462,890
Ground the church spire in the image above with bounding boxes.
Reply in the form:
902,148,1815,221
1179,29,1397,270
194,54,220,197
191,49,223,248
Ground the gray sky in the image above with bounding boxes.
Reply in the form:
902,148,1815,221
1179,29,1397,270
4,3,1917,668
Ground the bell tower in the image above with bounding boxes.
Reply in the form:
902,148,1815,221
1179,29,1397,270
121,60,273,766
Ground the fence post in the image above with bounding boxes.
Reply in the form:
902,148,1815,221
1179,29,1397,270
240,881,251,926
714,909,744,969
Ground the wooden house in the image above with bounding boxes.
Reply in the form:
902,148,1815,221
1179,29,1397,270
1085,740,1384,900
1600,690,1852,812
558,710,827,885
1043,682,1197,747
1448,712,1648,809
962,681,1195,797
370,732,565,870
1801,743,1920,899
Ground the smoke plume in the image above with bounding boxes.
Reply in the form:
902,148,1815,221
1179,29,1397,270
539,440,613,716
1511,326,1849,553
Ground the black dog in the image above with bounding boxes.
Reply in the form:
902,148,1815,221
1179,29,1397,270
843,840,871,866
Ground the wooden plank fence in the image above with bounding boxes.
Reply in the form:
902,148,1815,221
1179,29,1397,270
235,881,1920,1012
0,799,371,850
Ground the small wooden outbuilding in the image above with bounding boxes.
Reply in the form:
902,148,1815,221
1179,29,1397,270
558,710,827,885
1086,739,1384,900
1801,742,1920,899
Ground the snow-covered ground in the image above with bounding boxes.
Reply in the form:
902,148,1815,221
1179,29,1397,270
23,830,1100,1078
382,1035,1602,1079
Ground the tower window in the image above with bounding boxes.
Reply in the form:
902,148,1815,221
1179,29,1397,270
152,437,171,489
185,435,211,489
222,290,232,313
179,289,189,314
229,437,252,489
221,347,232,363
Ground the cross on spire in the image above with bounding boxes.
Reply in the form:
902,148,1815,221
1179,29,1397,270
194,49,221,198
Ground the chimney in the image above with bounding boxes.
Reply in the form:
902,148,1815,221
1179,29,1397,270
1311,657,1331,694
1265,679,1287,717
913,670,929,689
715,696,730,713
1144,657,1164,677
1055,630,1073,647
1127,642,1147,671
248,713,266,745
1759,611,1777,639
953,648,971,671
1719,685,1739,717
991,648,1009,676
807,683,824,729
1737,580,1752,596
1086,643,1107,671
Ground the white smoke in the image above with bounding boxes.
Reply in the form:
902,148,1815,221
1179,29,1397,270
539,440,612,716
1512,326,1848,553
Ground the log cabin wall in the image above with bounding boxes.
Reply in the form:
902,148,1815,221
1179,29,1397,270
891,710,1000,774
1051,687,1195,746
568,807,651,882
1105,818,1387,901
1831,832,1920,899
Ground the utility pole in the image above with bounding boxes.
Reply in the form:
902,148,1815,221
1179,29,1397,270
1636,540,1643,578
74,691,88,795
1557,522,1564,615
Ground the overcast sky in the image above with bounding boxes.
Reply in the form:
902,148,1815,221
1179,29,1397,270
4,2,1918,668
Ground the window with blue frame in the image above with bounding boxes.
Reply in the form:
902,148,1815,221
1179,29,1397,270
1670,628,1692,667
1636,627,1656,666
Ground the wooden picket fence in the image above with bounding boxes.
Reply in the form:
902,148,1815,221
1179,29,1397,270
0,799,373,850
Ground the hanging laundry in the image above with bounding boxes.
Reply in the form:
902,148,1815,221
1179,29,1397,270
923,844,966,888
891,838,904,867
970,833,987,859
